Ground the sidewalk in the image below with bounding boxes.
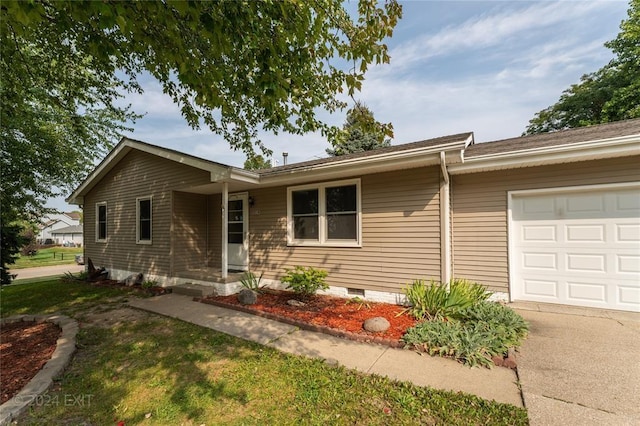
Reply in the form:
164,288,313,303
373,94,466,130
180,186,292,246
129,294,523,407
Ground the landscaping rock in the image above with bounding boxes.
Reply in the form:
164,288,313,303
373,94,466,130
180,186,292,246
287,299,306,307
363,317,390,333
120,273,143,287
237,289,258,305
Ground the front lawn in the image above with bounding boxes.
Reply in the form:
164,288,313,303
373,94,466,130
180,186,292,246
0,280,528,425
11,247,83,269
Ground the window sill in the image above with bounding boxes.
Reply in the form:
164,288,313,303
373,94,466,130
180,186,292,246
287,241,361,248
136,240,152,245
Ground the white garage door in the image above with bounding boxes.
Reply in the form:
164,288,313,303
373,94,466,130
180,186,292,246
510,183,640,312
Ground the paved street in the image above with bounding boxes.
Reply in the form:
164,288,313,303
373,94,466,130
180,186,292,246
11,264,85,281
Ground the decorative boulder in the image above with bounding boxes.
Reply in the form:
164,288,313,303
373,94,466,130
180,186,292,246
237,289,258,305
287,299,306,307
363,317,390,333
121,273,143,287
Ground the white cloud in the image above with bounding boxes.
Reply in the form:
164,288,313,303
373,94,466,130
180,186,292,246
384,1,610,74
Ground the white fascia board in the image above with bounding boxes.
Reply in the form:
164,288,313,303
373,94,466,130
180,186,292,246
228,168,260,184
449,135,640,175
66,138,240,204
260,141,467,186
260,152,443,186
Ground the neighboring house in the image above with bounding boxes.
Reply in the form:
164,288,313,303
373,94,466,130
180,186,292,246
50,225,84,246
67,119,640,312
37,212,82,244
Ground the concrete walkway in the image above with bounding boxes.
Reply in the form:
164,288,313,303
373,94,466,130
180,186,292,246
512,302,640,426
129,294,523,407
11,264,84,281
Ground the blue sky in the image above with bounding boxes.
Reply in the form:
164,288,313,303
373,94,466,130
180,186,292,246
52,0,629,211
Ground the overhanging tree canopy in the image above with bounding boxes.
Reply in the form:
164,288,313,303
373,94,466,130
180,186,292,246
0,0,402,279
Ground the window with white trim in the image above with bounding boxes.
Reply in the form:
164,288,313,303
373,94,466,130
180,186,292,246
287,179,361,246
136,196,152,244
96,202,107,242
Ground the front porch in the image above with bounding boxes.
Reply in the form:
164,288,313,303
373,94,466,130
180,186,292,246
176,267,246,284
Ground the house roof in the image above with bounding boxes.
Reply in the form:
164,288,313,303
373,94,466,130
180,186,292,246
258,132,474,175
466,118,640,157
51,225,83,234
66,119,640,204
449,118,640,174
66,137,258,204
64,212,82,221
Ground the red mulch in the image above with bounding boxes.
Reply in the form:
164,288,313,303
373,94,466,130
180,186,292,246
202,290,418,345
0,321,61,404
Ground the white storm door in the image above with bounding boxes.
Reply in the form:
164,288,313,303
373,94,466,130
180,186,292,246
228,193,249,271
510,183,640,312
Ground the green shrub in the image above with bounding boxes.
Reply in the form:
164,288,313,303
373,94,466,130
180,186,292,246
403,301,529,367
240,271,265,292
403,278,490,320
141,280,157,289
281,266,328,298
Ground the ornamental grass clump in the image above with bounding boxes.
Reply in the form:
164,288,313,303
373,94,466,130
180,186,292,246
281,266,329,299
403,301,529,368
239,271,265,292
403,278,490,320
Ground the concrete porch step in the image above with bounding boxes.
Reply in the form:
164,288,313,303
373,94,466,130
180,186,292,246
169,283,216,298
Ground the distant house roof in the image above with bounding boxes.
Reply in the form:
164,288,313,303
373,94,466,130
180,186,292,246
51,225,83,235
65,212,81,221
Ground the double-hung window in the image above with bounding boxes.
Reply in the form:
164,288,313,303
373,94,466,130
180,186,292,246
96,202,107,242
136,196,152,244
287,179,361,247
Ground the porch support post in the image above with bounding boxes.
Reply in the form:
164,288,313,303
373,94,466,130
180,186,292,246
439,151,452,286
221,181,228,280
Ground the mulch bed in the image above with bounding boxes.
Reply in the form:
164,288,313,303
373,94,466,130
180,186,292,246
0,321,61,404
200,290,418,348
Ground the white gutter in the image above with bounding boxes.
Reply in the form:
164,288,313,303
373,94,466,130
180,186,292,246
439,152,452,285
449,134,640,174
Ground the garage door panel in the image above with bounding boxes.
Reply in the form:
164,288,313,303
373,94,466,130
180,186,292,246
566,194,605,214
511,184,640,312
523,279,558,298
522,252,557,270
567,281,607,303
617,224,640,241
522,225,556,241
618,255,640,274
565,224,605,242
619,286,640,306
617,191,640,211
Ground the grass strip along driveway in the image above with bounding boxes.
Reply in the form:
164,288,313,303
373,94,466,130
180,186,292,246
0,280,528,425
11,247,83,269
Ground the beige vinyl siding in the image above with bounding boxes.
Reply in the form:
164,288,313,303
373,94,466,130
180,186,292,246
84,150,211,277
172,192,208,272
249,167,441,293
451,156,640,293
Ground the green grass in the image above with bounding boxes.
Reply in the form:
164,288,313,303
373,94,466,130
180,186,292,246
1,280,528,425
0,279,128,317
11,247,83,269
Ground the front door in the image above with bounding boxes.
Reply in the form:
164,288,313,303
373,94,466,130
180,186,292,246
228,193,249,271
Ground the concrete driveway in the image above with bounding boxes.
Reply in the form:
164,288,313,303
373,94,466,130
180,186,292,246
511,303,640,426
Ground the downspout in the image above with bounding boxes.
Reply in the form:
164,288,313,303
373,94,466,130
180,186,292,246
439,151,452,285
221,182,229,280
